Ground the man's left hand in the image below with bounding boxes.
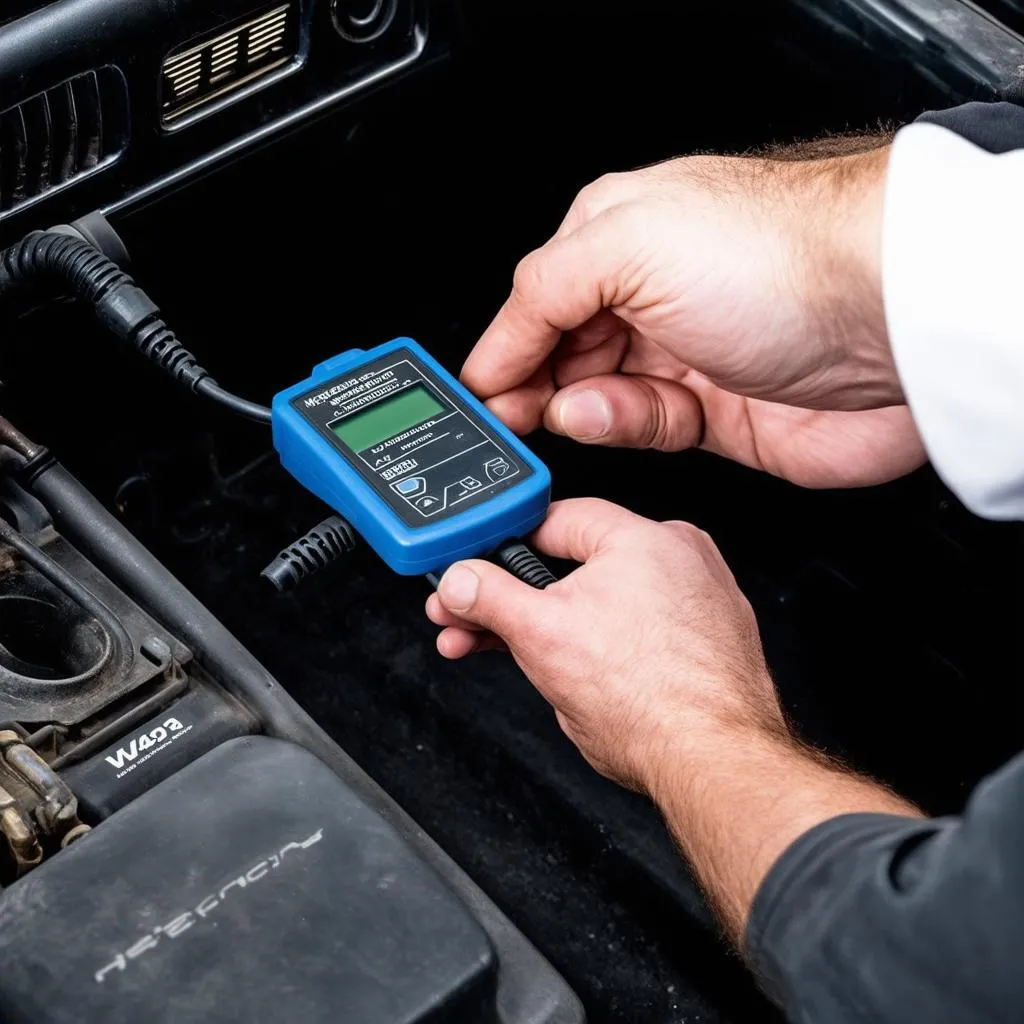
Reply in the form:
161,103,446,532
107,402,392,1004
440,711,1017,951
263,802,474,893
426,497,785,793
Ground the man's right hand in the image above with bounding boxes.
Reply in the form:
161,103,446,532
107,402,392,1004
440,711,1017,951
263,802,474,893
462,148,926,488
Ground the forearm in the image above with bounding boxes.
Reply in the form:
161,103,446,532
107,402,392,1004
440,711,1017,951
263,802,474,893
649,720,921,942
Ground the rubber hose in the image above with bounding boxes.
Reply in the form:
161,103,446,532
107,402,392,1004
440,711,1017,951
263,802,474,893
0,231,209,390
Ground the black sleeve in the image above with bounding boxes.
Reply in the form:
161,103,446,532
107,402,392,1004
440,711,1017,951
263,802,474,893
915,99,1024,152
745,752,1024,1024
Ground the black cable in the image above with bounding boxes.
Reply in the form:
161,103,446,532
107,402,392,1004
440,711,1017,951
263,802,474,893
0,232,272,423
195,379,272,424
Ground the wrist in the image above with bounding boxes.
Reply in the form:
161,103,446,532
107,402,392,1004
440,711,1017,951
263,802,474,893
641,681,794,805
799,146,902,409
645,713,796,810
650,716,916,831
647,714,921,941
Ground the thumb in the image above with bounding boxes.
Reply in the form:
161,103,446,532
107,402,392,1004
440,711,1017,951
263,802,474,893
545,374,704,450
436,559,546,644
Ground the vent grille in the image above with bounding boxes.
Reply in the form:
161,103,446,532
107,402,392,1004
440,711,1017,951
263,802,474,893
160,4,298,126
0,68,129,217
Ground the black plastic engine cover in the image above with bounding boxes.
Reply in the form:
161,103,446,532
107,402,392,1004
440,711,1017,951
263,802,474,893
0,737,497,1023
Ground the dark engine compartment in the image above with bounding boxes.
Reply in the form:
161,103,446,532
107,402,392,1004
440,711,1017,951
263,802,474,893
1,1,1023,1022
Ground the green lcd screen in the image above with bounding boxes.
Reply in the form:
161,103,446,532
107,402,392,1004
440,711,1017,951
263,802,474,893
332,385,446,453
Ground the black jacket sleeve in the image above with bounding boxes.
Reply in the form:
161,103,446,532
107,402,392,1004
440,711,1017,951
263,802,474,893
916,100,1024,153
744,98,1024,1024
745,752,1024,1024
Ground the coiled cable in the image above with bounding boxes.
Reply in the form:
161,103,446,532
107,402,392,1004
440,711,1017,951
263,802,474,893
0,232,271,423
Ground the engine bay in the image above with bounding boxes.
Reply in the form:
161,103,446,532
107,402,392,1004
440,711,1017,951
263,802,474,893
1,1,1023,1022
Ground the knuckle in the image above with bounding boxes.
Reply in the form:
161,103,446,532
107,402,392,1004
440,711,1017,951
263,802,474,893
559,496,625,529
596,204,658,280
601,199,645,235
511,250,545,298
575,173,618,208
605,519,660,556
572,183,600,215
662,519,707,545
573,495,619,518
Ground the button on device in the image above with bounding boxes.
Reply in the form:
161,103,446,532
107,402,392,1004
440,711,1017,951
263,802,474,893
484,458,511,481
460,476,482,490
392,476,426,497
413,495,442,513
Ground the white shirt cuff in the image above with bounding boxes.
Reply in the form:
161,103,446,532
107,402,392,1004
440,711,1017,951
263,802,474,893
883,121,1024,520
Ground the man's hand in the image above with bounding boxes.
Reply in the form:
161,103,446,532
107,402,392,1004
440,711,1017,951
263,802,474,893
428,499,786,786
428,498,782,789
427,498,920,937
463,150,926,488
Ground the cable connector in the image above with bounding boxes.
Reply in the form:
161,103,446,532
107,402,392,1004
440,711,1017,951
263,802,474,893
94,282,209,390
494,540,557,590
261,516,358,592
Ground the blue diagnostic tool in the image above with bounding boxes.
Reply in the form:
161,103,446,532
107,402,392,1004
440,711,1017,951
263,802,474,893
272,338,551,576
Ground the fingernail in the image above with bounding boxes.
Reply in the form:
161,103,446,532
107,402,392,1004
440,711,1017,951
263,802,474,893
558,389,612,440
439,564,480,612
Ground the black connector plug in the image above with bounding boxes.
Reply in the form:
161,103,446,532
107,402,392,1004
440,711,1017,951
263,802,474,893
95,281,209,390
425,542,558,592
494,541,557,590
261,516,357,592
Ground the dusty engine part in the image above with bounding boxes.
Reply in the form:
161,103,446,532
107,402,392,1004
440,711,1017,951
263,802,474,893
0,474,193,727
0,730,88,882
0,781,42,876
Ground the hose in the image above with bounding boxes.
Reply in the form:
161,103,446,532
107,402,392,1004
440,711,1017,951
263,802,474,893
0,232,271,422
0,415,44,460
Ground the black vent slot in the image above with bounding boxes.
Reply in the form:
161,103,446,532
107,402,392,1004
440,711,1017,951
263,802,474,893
0,67,128,217
160,4,299,127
